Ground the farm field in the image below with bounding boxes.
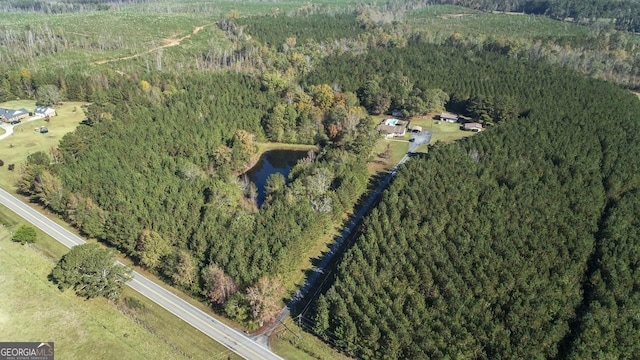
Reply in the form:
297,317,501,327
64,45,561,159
0,101,85,189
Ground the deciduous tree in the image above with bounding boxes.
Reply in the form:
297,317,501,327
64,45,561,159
136,229,172,269
36,84,61,107
246,277,285,325
12,225,37,245
203,263,238,305
51,243,132,300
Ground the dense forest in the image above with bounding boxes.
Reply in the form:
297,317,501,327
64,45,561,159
235,13,366,47
13,68,377,327
309,43,640,358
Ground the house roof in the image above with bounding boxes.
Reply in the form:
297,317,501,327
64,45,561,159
377,119,408,135
377,124,406,134
35,106,54,113
0,108,28,120
440,112,459,119
463,122,483,130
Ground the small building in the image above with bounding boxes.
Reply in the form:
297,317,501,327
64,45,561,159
463,122,483,132
412,126,423,133
35,106,56,117
0,108,29,122
377,118,408,138
439,112,460,123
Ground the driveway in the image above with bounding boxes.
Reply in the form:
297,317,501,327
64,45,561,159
408,130,432,153
0,116,44,141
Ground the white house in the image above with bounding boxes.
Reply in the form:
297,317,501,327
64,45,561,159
439,112,460,123
35,106,56,117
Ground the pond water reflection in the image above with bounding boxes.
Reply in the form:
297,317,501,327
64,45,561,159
244,150,309,206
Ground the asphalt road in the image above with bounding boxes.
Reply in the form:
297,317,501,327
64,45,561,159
0,188,281,360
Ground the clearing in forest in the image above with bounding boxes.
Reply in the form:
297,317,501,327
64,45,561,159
93,23,212,65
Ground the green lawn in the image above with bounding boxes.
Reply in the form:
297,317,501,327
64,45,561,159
409,115,473,149
0,101,85,189
368,114,473,173
0,99,38,110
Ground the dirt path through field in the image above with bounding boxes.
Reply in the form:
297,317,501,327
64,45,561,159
92,23,211,65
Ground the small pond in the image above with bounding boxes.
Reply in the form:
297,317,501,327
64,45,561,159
244,149,310,206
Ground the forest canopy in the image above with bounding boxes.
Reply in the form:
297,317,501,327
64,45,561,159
309,43,640,359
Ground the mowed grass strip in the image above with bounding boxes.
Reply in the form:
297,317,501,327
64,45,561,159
0,101,85,189
0,204,242,360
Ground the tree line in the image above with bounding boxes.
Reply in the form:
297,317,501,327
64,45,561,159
308,42,640,358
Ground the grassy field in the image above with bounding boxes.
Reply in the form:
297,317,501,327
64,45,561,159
0,204,242,360
0,100,85,189
407,5,591,40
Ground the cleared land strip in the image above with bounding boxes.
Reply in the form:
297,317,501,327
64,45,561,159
92,23,212,65
0,188,282,360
